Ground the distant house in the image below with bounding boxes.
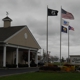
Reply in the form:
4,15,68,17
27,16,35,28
0,16,41,68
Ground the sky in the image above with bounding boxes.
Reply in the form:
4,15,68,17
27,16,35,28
0,0,80,59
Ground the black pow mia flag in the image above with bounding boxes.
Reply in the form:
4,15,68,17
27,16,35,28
48,8,58,16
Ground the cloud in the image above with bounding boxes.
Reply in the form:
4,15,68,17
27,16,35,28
0,0,80,58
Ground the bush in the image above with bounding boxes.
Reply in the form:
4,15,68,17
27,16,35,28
6,64,17,68
53,67,60,71
61,64,75,72
30,59,37,67
63,63,74,67
44,63,58,67
75,65,80,71
39,66,61,71
39,63,60,71
18,64,28,67
38,62,44,67
70,66,75,71
48,63,54,67
30,63,37,67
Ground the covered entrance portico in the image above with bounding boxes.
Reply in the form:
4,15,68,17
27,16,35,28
0,43,38,68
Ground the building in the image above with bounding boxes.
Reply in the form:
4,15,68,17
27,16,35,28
0,16,41,68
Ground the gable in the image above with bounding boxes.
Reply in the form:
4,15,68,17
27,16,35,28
6,27,41,49
0,26,25,41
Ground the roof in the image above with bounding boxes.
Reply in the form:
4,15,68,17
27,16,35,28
2,16,12,21
0,26,25,41
70,55,80,57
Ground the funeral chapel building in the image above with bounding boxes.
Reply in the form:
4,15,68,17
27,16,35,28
0,16,41,68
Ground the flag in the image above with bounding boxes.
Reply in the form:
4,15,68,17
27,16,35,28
61,8,74,19
62,19,69,26
48,8,58,16
61,26,67,33
69,26,74,31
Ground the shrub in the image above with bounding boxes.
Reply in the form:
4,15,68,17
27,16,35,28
30,59,37,67
75,65,80,71
44,63,58,67
18,64,28,67
63,63,74,67
48,63,54,67
39,66,61,71
70,66,75,71
61,64,75,72
30,63,37,67
6,64,17,68
61,66,67,71
38,62,44,67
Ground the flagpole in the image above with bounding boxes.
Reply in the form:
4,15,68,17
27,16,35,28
60,6,62,65
46,5,48,65
68,26,69,63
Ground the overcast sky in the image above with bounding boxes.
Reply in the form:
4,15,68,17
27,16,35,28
0,0,80,59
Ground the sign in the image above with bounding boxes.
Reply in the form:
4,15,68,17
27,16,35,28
70,55,80,65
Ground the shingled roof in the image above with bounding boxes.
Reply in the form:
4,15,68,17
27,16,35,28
0,26,25,41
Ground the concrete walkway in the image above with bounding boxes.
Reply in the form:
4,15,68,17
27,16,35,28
0,67,39,77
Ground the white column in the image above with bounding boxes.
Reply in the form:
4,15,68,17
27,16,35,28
35,51,38,67
16,47,18,68
28,50,30,67
3,45,6,67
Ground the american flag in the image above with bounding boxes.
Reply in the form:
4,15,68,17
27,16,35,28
61,8,74,19
69,26,74,31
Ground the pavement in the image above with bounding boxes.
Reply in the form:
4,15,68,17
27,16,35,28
0,67,39,77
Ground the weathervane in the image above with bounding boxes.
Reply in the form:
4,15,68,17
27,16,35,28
6,11,9,16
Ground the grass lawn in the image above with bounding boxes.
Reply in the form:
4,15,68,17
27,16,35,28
0,72,80,80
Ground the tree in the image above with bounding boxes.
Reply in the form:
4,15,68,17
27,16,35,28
53,56,59,61
50,56,54,62
66,57,70,63
61,57,64,62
